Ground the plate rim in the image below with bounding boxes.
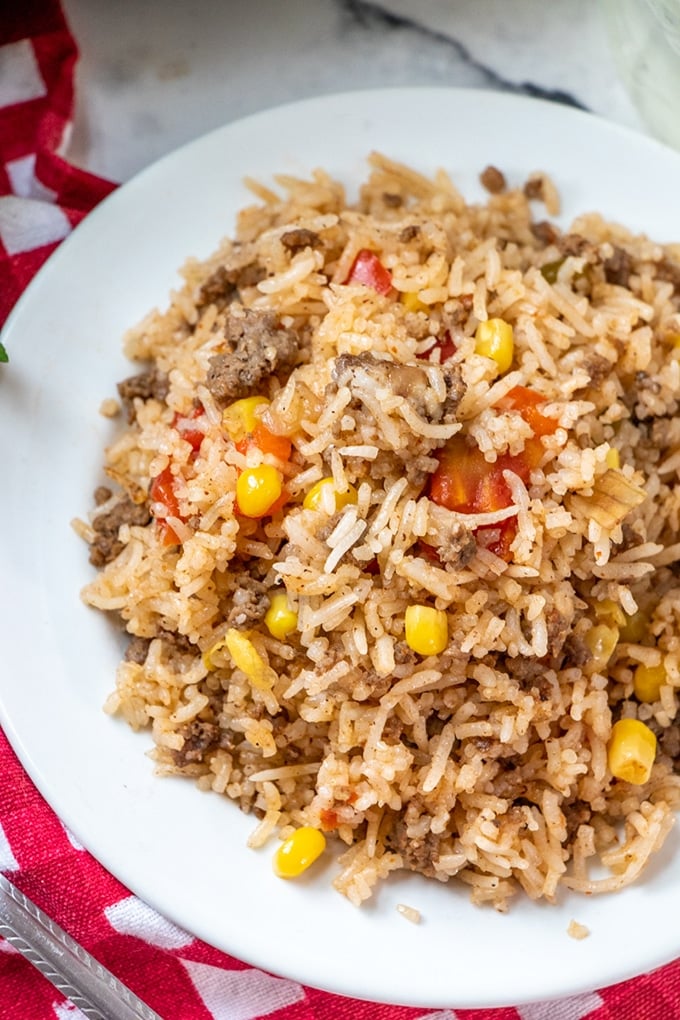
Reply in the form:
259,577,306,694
3,85,680,1008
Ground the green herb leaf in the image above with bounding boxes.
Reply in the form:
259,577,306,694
0,342,8,363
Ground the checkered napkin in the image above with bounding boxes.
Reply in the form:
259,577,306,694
2,3,680,1018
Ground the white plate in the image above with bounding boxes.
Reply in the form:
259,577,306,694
2,88,680,1009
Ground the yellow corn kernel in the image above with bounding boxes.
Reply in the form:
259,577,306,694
264,592,298,641
202,638,224,672
303,477,358,513
584,623,619,671
223,628,276,691
223,396,269,442
404,604,448,657
633,662,666,703
605,447,620,470
620,608,648,644
236,465,282,518
401,291,429,314
607,718,657,784
592,599,626,628
474,318,514,374
273,826,326,878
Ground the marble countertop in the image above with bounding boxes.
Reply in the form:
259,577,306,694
61,0,649,184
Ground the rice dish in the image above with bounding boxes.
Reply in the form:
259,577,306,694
77,153,680,909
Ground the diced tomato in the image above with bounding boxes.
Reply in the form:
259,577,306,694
497,385,559,438
418,330,457,363
430,435,514,515
149,466,182,545
345,249,392,295
172,405,205,453
320,808,339,831
417,541,442,565
235,423,292,462
476,517,518,560
429,435,538,562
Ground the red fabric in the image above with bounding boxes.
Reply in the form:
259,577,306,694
1,3,679,1017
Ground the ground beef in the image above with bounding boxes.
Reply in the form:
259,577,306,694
279,228,320,252
436,524,477,569
603,245,633,287
545,607,571,658
227,576,270,628
124,636,151,664
332,352,465,425
206,309,301,404
385,819,440,878
399,225,420,243
655,254,680,293
198,262,266,308
440,365,466,424
353,669,393,701
157,628,196,655
581,353,613,389
557,233,591,257
89,497,151,567
561,633,592,669
523,175,545,201
531,220,559,246
117,368,170,424
382,715,403,742
94,485,112,506
172,720,221,767
479,165,506,194
564,800,593,842
509,657,546,684
657,721,680,762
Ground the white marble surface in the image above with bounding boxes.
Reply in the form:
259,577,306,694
61,0,649,183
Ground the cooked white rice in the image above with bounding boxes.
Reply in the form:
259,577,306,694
77,153,680,910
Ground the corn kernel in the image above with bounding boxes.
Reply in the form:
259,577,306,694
236,465,282,518
273,826,326,878
474,318,514,374
303,477,358,513
584,623,619,671
223,396,270,443
633,662,666,703
592,599,626,628
620,609,648,643
401,291,429,314
605,447,620,470
223,628,276,691
404,604,448,656
264,592,298,641
607,718,657,784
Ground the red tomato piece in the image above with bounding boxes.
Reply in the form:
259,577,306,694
320,808,338,831
417,542,442,565
345,249,392,295
429,436,534,563
172,405,205,452
235,423,292,462
419,330,457,363
430,435,513,514
149,466,182,545
476,517,517,561
498,385,558,438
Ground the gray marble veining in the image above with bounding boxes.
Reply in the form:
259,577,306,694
62,0,645,182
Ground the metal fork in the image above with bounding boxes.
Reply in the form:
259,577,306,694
0,874,162,1020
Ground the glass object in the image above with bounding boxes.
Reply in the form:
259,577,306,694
603,0,680,149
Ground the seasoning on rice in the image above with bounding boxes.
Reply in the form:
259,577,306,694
78,152,680,910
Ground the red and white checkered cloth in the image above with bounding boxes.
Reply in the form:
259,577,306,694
3,3,680,1017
